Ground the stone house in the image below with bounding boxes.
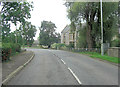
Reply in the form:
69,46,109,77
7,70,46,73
61,23,86,48
61,25,77,48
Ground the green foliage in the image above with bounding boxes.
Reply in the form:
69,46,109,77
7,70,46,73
70,22,76,32
39,21,60,46
1,1,35,62
67,2,100,48
21,21,37,46
79,52,119,63
1,21,11,43
1,2,34,43
2,43,21,53
102,2,118,22
51,43,57,49
0,42,2,48
22,45,43,49
51,43,66,49
66,2,119,48
67,43,74,48
111,39,120,47
2,43,21,61
1,2,33,25
77,26,87,48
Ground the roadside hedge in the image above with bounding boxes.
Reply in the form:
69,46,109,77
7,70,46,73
111,39,120,47
2,43,21,61
51,43,67,49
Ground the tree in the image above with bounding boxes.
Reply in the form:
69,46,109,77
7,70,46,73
1,21,11,43
66,2,118,48
1,2,33,43
1,2,33,25
20,21,37,46
39,21,60,46
1,2,35,61
77,25,87,48
67,2,100,48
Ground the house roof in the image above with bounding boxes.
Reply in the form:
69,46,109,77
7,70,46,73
61,25,70,33
61,23,86,33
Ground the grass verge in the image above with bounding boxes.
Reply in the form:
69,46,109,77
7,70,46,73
23,46,43,49
79,52,119,63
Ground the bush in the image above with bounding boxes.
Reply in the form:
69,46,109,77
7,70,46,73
2,43,21,61
14,43,21,52
51,43,57,49
51,43,67,49
67,43,74,48
111,39,120,47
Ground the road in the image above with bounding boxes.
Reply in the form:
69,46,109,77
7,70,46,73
7,49,118,85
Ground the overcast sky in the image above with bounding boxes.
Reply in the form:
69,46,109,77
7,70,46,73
27,0,70,40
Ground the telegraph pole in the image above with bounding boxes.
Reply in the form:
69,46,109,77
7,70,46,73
100,0,104,56
16,22,17,44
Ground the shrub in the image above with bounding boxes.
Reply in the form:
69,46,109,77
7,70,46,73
51,43,57,49
111,39,120,47
51,43,67,49
2,43,12,61
14,43,21,52
67,43,74,48
2,43,21,61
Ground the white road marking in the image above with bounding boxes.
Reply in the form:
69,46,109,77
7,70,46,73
50,51,82,85
61,59,66,65
2,53,35,85
68,67,82,85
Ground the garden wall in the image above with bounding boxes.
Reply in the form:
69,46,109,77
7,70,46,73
107,47,120,58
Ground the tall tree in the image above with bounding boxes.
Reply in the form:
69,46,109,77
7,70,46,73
20,21,37,46
66,2,118,48
39,21,60,46
1,2,33,25
1,2,33,43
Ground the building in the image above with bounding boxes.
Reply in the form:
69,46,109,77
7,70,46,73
61,25,76,47
61,23,86,48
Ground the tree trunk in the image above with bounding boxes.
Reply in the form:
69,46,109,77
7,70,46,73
86,23,93,49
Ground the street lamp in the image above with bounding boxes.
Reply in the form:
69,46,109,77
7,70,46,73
100,0,104,56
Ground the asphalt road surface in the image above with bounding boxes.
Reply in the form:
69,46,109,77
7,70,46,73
7,49,118,85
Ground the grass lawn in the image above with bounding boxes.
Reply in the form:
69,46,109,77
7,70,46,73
79,52,119,63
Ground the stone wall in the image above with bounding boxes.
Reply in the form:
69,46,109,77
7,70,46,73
107,47,120,58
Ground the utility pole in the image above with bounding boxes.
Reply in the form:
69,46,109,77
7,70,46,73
100,0,104,56
16,23,17,44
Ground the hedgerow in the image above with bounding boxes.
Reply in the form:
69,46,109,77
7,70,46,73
2,43,21,61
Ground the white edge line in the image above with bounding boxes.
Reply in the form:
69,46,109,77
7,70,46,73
61,59,66,65
2,66,23,84
2,52,35,85
68,67,82,85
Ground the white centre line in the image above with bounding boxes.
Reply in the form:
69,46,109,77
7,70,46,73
68,67,82,85
61,59,66,65
51,52,82,85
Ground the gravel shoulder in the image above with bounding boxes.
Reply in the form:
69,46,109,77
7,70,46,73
2,50,34,81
